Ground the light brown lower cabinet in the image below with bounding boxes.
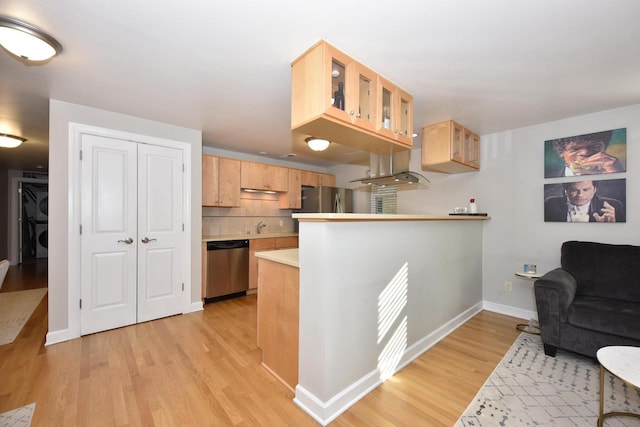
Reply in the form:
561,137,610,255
249,237,298,290
256,258,299,392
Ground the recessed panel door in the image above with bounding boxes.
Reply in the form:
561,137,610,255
137,144,184,323
80,134,137,335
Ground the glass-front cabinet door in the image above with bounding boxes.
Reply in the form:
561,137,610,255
323,44,353,124
451,121,464,163
376,76,396,140
349,63,376,132
394,88,413,147
464,130,480,168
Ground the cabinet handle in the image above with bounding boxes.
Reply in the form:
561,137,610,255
394,129,399,134
141,237,157,244
350,110,355,116
118,238,134,244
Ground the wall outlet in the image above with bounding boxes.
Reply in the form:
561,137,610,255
504,281,513,292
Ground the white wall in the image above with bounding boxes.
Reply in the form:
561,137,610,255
295,218,484,425
334,104,640,318
48,100,202,338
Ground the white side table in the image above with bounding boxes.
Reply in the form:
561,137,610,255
596,346,640,427
514,272,542,335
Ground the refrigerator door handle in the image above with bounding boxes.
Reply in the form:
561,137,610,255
335,192,342,213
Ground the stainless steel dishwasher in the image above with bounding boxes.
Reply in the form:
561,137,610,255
206,239,249,301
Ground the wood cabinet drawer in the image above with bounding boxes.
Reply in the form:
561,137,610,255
250,238,276,251
275,236,298,249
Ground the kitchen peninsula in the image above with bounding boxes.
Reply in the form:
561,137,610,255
257,213,489,426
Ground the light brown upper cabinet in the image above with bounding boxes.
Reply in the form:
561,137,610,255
241,161,288,192
291,40,413,154
421,120,480,173
300,170,336,187
202,155,241,207
279,169,302,209
318,173,336,187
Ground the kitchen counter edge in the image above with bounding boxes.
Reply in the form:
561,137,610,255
292,213,491,222
202,232,299,242
255,248,299,268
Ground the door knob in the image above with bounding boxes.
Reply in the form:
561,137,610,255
117,238,134,244
141,237,157,244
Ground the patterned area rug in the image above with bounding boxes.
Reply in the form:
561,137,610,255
455,333,640,426
0,288,47,345
0,403,35,427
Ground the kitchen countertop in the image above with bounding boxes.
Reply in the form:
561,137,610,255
202,232,298,242
292,213,490,222
255,248,299,268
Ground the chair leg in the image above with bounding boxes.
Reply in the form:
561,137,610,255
543,344,558,357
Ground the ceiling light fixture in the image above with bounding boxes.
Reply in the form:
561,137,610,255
305,137,331,152
0,16,63,62
0,133,27,148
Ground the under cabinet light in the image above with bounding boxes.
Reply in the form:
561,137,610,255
243,189,277,194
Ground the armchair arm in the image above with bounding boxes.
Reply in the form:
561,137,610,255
534,268,578,348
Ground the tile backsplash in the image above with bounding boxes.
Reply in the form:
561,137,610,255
202,192,295,236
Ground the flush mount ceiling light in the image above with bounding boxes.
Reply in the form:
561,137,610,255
305,137,331,152
0,16,62,62
0,133,27,148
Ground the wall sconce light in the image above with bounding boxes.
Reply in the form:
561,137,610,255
0,15,63,62
305,137,331,152
0,133,27,148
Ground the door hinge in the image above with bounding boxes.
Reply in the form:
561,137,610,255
80,224,82,235
79,299,82,309
182,283,184,291
182,163,185,172
80,150,83,160
182,223,184,231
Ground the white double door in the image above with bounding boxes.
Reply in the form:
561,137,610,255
80,134,184,336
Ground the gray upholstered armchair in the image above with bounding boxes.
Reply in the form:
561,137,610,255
534,241,640,358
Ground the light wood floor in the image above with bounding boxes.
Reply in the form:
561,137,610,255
0,263,523,426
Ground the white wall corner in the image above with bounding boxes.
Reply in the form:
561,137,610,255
45,329,73,346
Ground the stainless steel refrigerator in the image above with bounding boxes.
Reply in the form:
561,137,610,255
297,186,354,213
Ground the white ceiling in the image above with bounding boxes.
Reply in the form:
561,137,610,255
2,0,640,171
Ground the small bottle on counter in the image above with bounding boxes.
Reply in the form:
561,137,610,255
468,198,477,214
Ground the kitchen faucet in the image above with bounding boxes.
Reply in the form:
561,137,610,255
257,221,267,234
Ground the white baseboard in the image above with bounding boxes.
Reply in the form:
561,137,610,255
295,372,381,427
294,302,484,426
46,302,204,346
188,300,204,313
483,300,537,321
45,329,73,346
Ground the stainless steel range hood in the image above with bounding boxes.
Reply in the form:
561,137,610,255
350,151,430,186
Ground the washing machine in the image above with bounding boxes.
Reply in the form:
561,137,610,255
35,223,48,258
36,192,48,221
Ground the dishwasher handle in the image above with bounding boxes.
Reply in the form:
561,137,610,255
207,240,249,250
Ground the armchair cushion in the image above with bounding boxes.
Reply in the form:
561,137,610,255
568,296,640,341
561,240,640,302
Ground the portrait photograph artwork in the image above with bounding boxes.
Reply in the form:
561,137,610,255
544,128,627,178
544,178,626,223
